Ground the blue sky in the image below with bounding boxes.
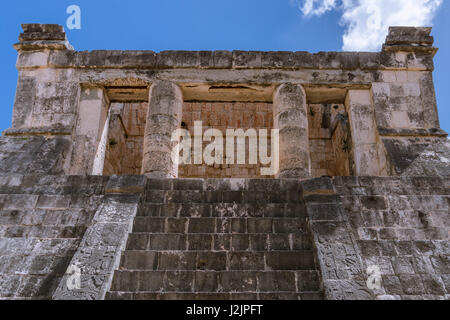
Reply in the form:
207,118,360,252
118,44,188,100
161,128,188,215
0,0,448,133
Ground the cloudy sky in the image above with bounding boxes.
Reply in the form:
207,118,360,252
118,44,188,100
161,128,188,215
0,0,448,133
297,0,443,51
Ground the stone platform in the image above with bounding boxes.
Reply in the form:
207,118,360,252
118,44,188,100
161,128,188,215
0,175,447,300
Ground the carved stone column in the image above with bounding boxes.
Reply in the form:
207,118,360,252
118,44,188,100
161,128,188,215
345,89,384,176
73,87,109,175
142,81,183,178
273,83,311,178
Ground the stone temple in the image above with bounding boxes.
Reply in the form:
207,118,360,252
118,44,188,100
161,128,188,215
0,24,448,300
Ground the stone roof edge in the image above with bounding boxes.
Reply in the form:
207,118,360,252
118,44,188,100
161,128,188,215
42,49,434,71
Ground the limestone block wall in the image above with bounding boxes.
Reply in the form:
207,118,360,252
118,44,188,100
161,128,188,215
0,173,448,300
120,103,147,174
383,136,449,176
334,176,450,299
332,116,353,176
372,71,439,130
308,104,348,177
11,68,80,131
402,139,450,177
11,25,78,132
122,137,144,174
180,102,273,178
0,136,71,175
0,175,107,299
103,114,127,176
103,102,147,176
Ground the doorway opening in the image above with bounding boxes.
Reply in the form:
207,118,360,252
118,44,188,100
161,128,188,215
305,87,355,177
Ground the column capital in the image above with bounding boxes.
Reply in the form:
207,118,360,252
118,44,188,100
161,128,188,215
274,83,306,98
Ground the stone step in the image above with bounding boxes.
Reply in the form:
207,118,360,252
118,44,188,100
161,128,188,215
138,203,306,218
132,217,309,234
105,178,323,300
144,190,302,204
126,233,313,251
145,179,303,193
109,270,321,293
118,250,316,271
106,291,324,300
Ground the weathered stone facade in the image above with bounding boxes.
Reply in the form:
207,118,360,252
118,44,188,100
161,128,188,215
0,24,448,300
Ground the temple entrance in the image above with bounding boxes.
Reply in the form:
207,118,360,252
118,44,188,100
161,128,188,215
305,86,356,177
175,83,277,179
103,102,147,175
99,84,363,178
308,103,353,177
179,101,275,178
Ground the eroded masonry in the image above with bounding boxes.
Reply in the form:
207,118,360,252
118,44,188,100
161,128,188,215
0,24,448,300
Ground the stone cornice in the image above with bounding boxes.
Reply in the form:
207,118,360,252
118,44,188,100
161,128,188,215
41,50,434,72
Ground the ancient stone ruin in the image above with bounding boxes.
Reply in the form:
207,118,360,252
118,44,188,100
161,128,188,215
0,24,448,300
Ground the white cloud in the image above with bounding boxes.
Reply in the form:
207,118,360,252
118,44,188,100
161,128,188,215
299,0,338,16
296,0,443,51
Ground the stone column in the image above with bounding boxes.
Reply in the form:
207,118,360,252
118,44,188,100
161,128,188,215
273,83,310,178
70,87,110,175
142,81,183,178
345,90,384,176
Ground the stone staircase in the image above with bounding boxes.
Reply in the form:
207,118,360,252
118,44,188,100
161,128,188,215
106,179,323,300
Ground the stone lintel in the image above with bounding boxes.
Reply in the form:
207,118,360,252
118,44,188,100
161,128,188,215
45,49,433,71
378,127,448,138
3,126,73,136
